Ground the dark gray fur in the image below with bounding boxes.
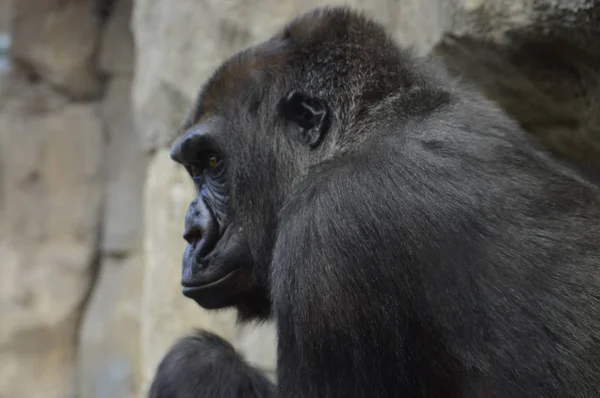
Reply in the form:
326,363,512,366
148,330,274,398
159,6,600,398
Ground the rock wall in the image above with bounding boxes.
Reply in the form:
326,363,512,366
0,81,104,398
0,0,9,32
76,1,145,397
0,0,598,397
0,2,104,397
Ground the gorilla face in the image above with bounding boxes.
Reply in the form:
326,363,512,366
170,88,331,316
170,115,268,316
169,13,342,319
170,92,332,321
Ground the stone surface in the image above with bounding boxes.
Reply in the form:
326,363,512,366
10,0,102,99
78,254,143,398
78,77,144,398
0,80,104,398
0,0,10,32
76,3,145,396
100,76,145,255
99,0,134,75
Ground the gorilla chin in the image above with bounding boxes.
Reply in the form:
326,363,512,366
181,269,244,309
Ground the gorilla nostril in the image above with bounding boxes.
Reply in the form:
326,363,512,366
183,228,203,244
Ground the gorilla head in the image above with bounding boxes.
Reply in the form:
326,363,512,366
168,8,393,320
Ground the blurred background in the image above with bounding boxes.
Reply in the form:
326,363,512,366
0,0,598,397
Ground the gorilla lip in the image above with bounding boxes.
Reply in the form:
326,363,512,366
182,269,234,290
182,269,240,305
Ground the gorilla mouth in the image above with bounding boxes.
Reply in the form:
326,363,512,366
181,268,238,290
182,267,239,299
180,230,256,310
182,268,242,309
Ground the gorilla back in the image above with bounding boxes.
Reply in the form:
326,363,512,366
168,6,600,397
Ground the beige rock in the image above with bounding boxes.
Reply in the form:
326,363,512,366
11,0,102,99
77,74,145,397
0,0,10,32
78,254,143,398
100,76,146,255
1,84,102,242
99,0,135,76
0,80,103,398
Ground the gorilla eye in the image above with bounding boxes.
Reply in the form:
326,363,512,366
208,155,220,169
189,165,202,180
188,153,222,180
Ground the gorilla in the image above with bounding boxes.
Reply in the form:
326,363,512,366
151,6,600,398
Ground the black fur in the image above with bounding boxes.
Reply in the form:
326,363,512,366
148,330,274,398
162,6,600,397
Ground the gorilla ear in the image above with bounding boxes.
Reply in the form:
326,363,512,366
279,91,330,149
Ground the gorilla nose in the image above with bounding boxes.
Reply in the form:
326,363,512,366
183,198,220,259
183,228,203,244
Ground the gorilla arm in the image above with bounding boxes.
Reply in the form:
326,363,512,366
148,330,274,398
